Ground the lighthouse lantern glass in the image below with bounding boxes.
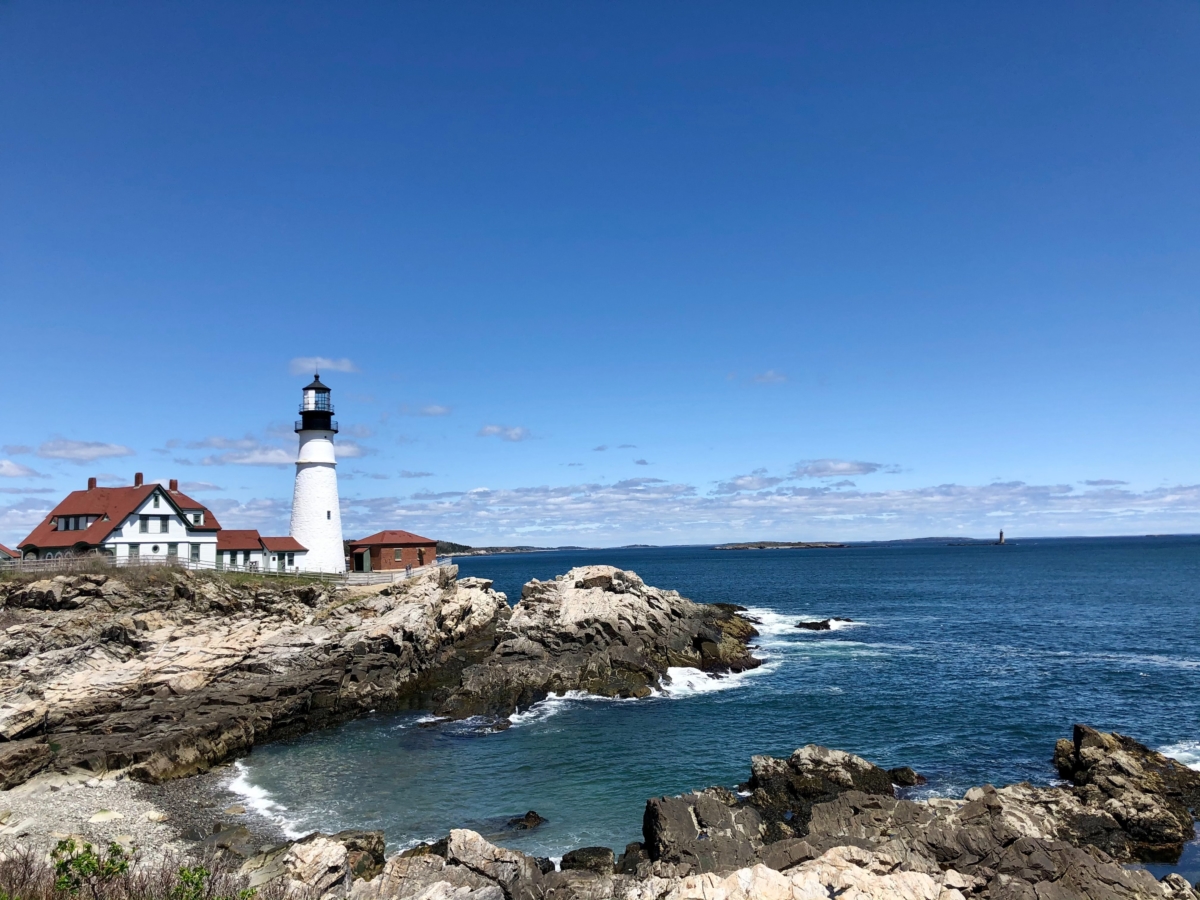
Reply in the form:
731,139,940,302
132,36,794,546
302,388,332,412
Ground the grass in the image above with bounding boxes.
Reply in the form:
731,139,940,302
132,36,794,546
0,561,333,592
0,840,296,900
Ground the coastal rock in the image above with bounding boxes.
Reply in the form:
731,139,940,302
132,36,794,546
0,566,510,786
794,618,853,631
436,566,761,719
506,810,547,830
561,846,616,875
888,767,926,787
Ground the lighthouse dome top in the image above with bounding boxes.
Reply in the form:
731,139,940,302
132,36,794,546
304,374,330,392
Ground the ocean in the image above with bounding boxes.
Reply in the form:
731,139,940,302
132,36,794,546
228,537,1200,878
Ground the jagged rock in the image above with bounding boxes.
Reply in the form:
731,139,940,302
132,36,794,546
505,810,547,830
794,618,852,631
436,566,760,719
644,787,765,876
888,766,926,787
0,567,510,786
1052,724,1200,857
561,846,616,875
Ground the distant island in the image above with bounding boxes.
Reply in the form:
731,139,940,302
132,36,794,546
436,541,587,556
714,541,848,550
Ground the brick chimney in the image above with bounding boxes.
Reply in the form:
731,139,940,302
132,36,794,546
88,477,97,490
169,479,178,492
134,472,144,487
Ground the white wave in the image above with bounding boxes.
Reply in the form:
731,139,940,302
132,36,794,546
1159,741,1200,771
740,608,805,636
660,664,775,697
508,689,656,728
227,761,306,839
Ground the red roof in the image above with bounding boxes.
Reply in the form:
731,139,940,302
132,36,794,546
0,544,18,560
19,484,222,551
349,529,436,547
217,530,265,551
261,536,306,552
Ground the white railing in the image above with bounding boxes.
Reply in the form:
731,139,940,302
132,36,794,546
0,554,454,585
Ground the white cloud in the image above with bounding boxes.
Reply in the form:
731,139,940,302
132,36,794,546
179,481,223,492
420,405,450,417
0,460,42,478
187,435,260,450
714,469,786,494
289,357,359,376
337,440,373,458
400,470,434,478
1083,479,1128,486
2,445,32,455
329,478,1200,548
36,438,135,463
792,459,889,478
754,369,788,384
201,447,293,467
478,424,532,442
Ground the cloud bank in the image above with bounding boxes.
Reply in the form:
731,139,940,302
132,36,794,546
289,357,358,376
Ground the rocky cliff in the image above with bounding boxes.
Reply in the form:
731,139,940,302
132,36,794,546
0,564,760,789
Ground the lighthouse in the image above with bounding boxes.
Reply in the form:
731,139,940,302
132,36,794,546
289,374,346,573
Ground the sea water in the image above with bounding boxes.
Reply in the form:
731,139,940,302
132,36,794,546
229,537,1200,877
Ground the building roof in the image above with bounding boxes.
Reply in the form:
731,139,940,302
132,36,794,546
19,483,222,551
217,530,266,551
349,529,436,547
261,536,306,552
0,544,18,560
304,374,330,392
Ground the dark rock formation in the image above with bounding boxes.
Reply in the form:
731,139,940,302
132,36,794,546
795,617,853,631
889,765,927,786
505,810,547,830
560,846,616,875
435,566,761,719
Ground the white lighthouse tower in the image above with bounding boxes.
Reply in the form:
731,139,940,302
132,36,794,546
289,374,346,573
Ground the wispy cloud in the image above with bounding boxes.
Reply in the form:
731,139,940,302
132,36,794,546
713,469,786,494
201,447,293,467
187,435,260,450
2,445,32,455
618,444,637,449
754,369,788,384
792,459,893,478
343,424,375,439
36,438,135,463
337,440,373,458
593,445,608,452
179,481,223,492
634,459,649,466
399,470,434,478
0,460,43,478
289,356,358,376
0,487,55,495
329,478,1200,548
1083,479,1129,487
478,424,531,442
399,404,452,417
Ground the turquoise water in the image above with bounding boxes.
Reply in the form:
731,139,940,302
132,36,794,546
232,538,1200,875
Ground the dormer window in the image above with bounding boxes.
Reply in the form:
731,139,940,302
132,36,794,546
192,512,202,525
152,494,160,509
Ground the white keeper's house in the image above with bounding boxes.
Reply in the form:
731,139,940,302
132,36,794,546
18,473,308,572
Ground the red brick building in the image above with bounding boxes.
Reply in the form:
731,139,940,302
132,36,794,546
347,530,438,572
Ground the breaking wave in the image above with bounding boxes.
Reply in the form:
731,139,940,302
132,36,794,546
227,761,306,839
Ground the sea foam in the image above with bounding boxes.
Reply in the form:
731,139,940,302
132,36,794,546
227,761,306,839
1159,740,1200,771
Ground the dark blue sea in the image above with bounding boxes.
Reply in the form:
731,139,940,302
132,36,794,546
230,538,1200,879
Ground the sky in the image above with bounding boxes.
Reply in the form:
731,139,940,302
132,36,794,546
2,1,1199,548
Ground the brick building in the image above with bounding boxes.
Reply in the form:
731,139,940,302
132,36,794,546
346,530,438,573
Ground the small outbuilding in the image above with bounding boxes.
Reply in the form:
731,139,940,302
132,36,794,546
0,544,19,561
347,530,438,573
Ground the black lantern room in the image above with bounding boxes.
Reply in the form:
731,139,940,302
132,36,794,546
295,374,339,433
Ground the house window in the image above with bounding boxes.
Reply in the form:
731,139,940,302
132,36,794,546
153,494,160,509
167,543,178,558
128,544,139,560
287,552,294,566
394,548,403,562
159,516,170,533
193,513,201,525
190,544,200,562
139,515,149,533
326,510,331,520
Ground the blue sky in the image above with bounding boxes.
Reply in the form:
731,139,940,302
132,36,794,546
2,1,1199,547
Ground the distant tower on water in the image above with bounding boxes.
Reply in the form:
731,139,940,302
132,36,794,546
290,374,346,573
998,530,1005,545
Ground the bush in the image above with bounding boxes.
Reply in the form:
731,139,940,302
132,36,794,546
0,841,279,900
